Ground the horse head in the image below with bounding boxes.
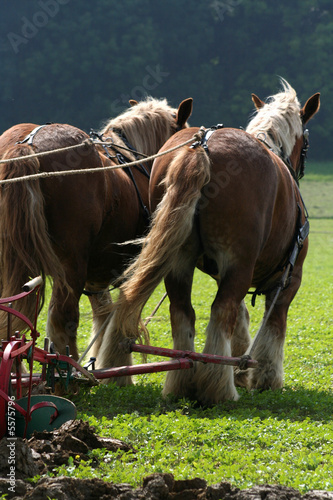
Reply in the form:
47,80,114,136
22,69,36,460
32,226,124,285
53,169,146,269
248,79,320,182
291,92,321,180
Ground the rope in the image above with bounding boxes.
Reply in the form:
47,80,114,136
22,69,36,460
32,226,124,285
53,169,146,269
0,139,93,164
77,312,112,365
0,128,206,186
144,292,168,326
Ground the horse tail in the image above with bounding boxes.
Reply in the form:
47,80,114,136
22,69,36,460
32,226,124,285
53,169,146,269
97,144,210,369
0,143,67,335
123,144,211,303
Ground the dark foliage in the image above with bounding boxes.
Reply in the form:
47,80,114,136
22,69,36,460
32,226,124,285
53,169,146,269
0,0,330,158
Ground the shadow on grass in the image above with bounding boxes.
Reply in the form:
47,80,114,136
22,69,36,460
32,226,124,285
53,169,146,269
71,380,332,423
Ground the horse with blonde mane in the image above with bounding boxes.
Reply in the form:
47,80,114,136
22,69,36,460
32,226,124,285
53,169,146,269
0,97,193,359
96,80,320,405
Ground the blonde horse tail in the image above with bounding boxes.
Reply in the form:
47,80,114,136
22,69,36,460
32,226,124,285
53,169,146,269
97,144,210,370
0,143,67,336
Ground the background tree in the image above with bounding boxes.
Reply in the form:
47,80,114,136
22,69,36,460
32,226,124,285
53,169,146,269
0,0,329,159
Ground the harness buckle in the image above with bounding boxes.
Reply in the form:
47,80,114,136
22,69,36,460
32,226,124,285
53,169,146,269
16,123,51,146
190,124,224,153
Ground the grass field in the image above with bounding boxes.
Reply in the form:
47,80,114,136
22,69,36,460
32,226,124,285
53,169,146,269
35,162,333,492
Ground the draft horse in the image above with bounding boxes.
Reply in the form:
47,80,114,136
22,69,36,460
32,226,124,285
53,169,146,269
96,79,320,405
0,97,193,359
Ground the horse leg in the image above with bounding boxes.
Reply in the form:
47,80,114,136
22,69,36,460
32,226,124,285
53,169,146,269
96,306,134,386
162,265,196,400
193,270,251,405
231,300,251,356
232,300,251,388
247,270,303,391
46,282,82,360
87,290,113,359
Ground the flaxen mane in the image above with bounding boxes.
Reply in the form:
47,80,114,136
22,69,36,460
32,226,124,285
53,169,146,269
95,81,320,404
101,98,181,158
246,78,303,158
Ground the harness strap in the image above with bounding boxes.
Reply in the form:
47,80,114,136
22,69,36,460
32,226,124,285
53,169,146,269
112,128,150,178
249,204,309,307
239,211,309,369
82,130,152,298
16,123,51,145
191,125,310,308
90,129,150,223
190,124,224,152
257,127,310,186
116,153,150,224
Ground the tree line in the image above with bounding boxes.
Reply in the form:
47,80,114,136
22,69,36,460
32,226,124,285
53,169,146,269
0,0,331,159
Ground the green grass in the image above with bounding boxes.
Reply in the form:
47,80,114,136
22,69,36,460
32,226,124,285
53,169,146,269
34,165,333,492
299,161,333,219
305,160,333,180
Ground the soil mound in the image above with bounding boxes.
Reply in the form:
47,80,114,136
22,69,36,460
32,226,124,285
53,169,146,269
1,420,332,499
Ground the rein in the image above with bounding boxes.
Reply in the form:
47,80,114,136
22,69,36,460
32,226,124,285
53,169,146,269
90,129,150,223
0,134,199,185
11,125,149,221
190,124,224,152
90,129,150,177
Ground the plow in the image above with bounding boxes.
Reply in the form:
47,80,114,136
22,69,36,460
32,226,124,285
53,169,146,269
0,277,257,439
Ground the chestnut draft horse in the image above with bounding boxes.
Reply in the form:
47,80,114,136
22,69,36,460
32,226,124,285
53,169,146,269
0,97,193,360
96,80,320,405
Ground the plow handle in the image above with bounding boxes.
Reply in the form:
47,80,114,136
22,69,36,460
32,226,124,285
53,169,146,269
22,276,43,292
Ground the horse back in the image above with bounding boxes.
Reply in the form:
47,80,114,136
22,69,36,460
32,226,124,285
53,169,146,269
0,123,38,151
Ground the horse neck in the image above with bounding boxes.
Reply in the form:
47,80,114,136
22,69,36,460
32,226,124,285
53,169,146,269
246,106,302,166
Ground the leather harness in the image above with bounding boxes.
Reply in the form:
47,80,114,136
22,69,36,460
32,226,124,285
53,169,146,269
89,129,150,224
190,125,310,304
17,124,150,225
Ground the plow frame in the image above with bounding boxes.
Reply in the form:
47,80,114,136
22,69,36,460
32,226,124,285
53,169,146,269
1,278,257,439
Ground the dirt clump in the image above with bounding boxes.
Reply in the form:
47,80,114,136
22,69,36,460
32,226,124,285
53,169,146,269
27,418,134,474
1,420,332,499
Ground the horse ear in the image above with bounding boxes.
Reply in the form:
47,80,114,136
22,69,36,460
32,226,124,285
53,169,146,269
129,99,138,106
252,93,265,110
301,92,320,124
176,98,193,128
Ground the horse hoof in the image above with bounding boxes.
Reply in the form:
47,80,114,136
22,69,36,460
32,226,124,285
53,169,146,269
234,368,249,388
